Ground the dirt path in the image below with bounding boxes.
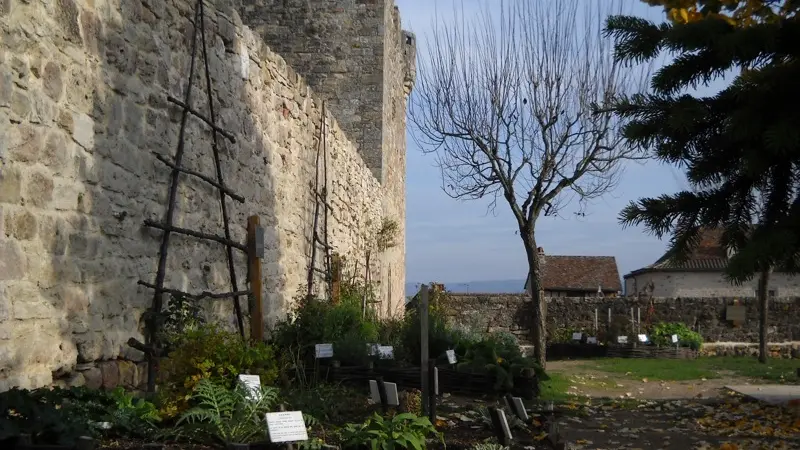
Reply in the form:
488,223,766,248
547,360,761,400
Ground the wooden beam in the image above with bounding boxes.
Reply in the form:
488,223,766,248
247,215,264,343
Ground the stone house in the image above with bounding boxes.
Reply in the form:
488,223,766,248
523,248,622,298
624,228,800,298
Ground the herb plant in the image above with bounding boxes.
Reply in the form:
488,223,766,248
340,413,442,450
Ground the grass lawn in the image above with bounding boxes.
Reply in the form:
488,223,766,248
584,356,799,382
539,373,581,402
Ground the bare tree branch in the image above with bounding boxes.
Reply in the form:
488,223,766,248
409,0,652,367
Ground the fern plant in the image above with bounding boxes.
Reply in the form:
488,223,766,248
176,379,279,444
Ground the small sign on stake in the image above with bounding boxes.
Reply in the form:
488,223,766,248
503,394,529,421
571,332,583,341
671,334,679,344
266,411,309,443
377,346,394,360
586,337,598,344
638,334,648,343
617,336,628,344
369,380,399,406
488,406,513,446
446,349,457,365
237,374,261,401
315,343,333,359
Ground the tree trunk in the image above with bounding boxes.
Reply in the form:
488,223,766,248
757,268,770,363
524,238,547,370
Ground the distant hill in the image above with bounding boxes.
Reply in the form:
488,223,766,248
405,279,526,298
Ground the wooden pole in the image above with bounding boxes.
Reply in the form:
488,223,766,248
419,285,430,416
247,215,264,342
331,253,341,304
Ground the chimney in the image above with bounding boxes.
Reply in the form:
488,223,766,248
537,247,545,264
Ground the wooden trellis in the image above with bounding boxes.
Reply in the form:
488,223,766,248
130,0,249,393
306,103,333,300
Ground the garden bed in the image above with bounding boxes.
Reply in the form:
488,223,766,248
546,343,698,360
606,345,698,359
308,365,540,399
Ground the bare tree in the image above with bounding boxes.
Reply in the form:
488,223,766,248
409,0,650,368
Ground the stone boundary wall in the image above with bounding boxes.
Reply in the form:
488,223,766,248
0,0,405,390
439,293,800,345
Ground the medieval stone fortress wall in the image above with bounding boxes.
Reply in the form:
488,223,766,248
0,0,415,390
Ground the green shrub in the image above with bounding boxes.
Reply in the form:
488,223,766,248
340,413,442,450
650,322,703,350
159,325,278,418
0,386,160,445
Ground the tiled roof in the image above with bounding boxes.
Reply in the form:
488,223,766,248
526,255,622,292
630,227,730,274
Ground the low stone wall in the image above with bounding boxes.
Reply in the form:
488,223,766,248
700,342,800,359
438,294,800,344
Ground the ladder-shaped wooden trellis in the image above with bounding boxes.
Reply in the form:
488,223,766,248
132,0,249,393
306,104,334,300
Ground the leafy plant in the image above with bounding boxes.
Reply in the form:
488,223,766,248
0,386,160,444
106,387,161,436
650,322,703,350
340,413,442,450
471,442,509,450
176,379,279,444
282,384,371,423
159,324,279,418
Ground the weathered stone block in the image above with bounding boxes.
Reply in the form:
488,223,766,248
9,284,51,319
0,167,22,204
24,171,54,207
8,124,42,162
80,9,103,55
10,90,31,121
99,360,120,389
5,210,37,240
56,0,82,44
81,365,102,389
42,62,63,101
71,112,95,150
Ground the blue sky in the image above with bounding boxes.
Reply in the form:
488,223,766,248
397,0,699,284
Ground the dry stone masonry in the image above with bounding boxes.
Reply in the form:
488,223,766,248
0,0,414,390
440,293,800,346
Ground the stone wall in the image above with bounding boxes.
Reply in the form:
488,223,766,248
240,0,415,318
438,294,800,345
0,0,412,390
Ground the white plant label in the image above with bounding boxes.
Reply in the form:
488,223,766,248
638,334,648,343
315,343,333,358
266,411,309,443
617,336,628,344
586,337,598,344
377,345,394,359
572,332,583,341
237,374,261,401
672,334,679,343
446,349,457,364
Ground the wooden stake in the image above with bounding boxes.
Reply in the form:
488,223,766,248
331,253,341,304
420,285,430,416
247,215,264,343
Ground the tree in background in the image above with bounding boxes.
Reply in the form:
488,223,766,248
606,1,799,362
409,0,649,368
642,0,797,24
